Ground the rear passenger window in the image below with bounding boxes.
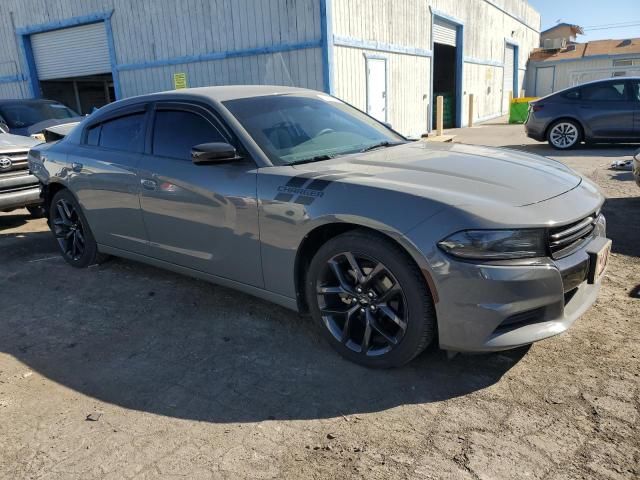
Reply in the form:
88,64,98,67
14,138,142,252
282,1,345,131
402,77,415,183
152,110,226,160
99,113,146,152
562,89,580,100
581,82,627,102
86,124,101,146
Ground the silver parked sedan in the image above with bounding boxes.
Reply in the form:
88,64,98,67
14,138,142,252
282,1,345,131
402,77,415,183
29,86,611,368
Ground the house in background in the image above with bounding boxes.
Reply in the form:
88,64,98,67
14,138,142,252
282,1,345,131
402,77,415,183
539,23,584,49
527,29,640,97
0,0,540,137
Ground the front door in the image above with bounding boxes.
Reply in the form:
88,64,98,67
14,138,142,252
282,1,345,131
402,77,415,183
367,57,387,122
630,79,640,138
138,102,262,287
579,80,636,139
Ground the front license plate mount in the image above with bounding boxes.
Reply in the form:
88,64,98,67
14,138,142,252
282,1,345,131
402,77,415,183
586,238,612,284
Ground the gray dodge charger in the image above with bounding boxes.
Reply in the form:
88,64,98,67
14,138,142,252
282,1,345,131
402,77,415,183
29,86,611,368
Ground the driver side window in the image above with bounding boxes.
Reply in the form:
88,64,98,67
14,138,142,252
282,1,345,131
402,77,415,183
152,109,226,160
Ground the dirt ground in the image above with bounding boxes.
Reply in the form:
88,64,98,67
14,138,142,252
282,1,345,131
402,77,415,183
1,121,638,479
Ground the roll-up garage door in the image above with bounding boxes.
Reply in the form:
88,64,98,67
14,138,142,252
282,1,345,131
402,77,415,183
433,18,457,46
31,23,111,80
503,44,515,112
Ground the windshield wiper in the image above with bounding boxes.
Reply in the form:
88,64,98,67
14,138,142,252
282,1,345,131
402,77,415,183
289,154,335,165
360,141,406,153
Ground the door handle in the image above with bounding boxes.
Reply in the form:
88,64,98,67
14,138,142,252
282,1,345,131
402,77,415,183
140,178,157,190
579,105,592,109
71,162,83,172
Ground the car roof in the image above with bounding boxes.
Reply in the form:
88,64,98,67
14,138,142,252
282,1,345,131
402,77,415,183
566,77,640,89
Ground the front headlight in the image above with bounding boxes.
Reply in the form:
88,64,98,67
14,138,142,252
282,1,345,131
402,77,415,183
438,229,547,260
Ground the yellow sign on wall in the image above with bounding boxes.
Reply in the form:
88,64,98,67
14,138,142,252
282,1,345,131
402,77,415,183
173,72,188,89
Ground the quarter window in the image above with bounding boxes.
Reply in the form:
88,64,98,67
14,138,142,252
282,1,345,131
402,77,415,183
86,124,101,146
98,113,146,152
581,82,628,102
152,110,226,160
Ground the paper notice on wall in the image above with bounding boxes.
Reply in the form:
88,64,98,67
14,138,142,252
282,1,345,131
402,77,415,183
173,72,188,89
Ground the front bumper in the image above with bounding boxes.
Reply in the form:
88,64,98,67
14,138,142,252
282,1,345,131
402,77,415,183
0,173,42,211
633,155,640,188
433,233,609,353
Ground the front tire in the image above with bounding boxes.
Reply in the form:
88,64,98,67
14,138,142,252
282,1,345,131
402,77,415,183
49,189,107,268
306,230,436,368
547,119,581,150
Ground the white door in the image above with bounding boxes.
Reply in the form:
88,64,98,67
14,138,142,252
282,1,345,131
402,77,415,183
535,66,554,97
31,23,111,80
367,58,387,122
503,45,515,112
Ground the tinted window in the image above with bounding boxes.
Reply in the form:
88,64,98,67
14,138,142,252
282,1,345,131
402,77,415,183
99,113,146,152
581,82,628,101
86,125,101,146
152,110,226,160
630,81,640,102
562,89,580,100
223,94,405,165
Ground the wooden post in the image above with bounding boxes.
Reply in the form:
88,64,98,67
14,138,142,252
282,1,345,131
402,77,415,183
508,90,514,104
436,95,443,136
468,94,474,128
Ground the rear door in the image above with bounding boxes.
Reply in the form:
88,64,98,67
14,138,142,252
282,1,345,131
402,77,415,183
578,80,636,139
137,102,262,287
73,105,150,254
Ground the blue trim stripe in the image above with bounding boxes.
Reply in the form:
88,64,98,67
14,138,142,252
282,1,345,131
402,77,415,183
16,11,113,35
20,35,40,97
0,74,26,84
334,35,433,58
464,57,503,67
104,17,121,99
117,40,322,72
320,0,334,94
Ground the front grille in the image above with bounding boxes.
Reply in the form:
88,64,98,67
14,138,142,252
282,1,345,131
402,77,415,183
0,150,29,176
548,214,597,258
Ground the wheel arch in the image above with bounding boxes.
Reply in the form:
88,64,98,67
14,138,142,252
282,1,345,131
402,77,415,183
294,221,437,313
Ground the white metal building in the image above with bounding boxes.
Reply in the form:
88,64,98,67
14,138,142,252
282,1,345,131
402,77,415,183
0,0,540,137
526,38,640,97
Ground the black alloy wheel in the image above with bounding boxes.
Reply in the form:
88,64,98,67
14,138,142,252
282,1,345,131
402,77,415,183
317,251,408,356
49,189,107,268
52,197,86,261
307,231,436,368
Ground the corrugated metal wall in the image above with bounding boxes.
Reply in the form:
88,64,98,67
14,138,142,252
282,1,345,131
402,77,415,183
527,56,640,96
0,0,324,99
332,0,540,134
332,0,432,136
0,0,540,135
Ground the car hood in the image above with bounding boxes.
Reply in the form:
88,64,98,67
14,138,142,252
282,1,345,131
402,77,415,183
0,132,40,150
292,141,582,207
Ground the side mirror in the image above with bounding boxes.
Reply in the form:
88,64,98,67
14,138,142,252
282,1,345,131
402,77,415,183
191,142,240,164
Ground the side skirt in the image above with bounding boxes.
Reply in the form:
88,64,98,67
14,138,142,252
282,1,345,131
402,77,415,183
97,244,300,312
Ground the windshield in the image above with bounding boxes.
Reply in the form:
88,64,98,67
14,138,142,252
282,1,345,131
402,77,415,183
0,102,78,129
223,93,405,165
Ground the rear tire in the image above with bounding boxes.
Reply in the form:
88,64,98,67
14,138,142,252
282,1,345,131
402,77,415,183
49,189,108,268
306,230,436,368
547,119,581,150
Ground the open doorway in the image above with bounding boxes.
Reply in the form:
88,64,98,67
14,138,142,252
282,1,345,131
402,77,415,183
431,16,462,129
40,74,115,115
432,43,457,129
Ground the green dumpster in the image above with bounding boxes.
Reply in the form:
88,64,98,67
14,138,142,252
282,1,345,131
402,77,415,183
509,97,537,124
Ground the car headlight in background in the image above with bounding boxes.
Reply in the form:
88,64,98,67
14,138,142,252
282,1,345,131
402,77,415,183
438,229,547,260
